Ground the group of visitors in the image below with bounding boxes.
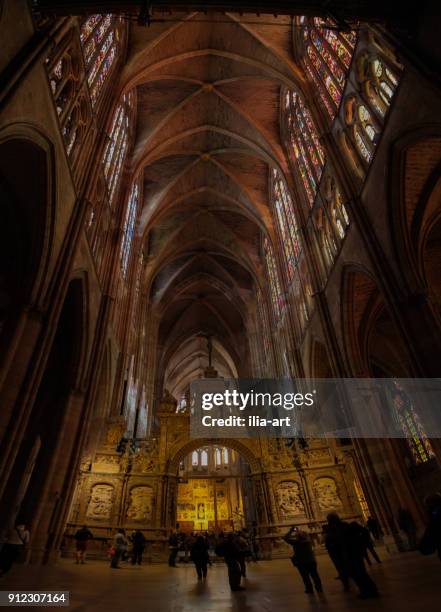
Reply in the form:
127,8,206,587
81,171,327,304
168,528,257,590
73,526,147,569
281,500,441,600
1,493,440,598
109,529,146,569
283,514,382,599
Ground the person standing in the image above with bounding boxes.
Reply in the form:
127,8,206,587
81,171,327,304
323,522,349,589
357,523,381,564
215,533,244,591
190,535,209,580
110,529,128,569
235,532,249,578
0,523,30,577
284,527,322,594
74,525,93,565
168,529,179,567
398,507,417,550
325,513,379,599
367,516,382,541
130,530,146,566
419,493,441,560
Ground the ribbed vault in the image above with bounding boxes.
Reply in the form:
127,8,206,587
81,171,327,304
121,12,301,397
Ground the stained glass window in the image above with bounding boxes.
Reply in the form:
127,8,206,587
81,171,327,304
120,180,139,278
342,45,400,173
301,17,357,119
80,14,120,107
45,33,91,163
257,287,271,359
391,381,435,464
102,91,133,206
201,450,208,466
271,168,301,280
331,182,349,238
364,56,399,118
263,236,284,321
284,90,325,207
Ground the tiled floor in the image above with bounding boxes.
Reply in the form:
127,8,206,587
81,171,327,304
1,549,440,611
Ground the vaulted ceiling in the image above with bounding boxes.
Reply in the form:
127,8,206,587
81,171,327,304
120,12,304,395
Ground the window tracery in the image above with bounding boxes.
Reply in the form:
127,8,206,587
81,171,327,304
79,14,121,107
284,89,326,207
270,170,312,331
46,30,91,163
313,173,350,271
120,179,140,278
256,287,271,361
263,236,284,322
342,43,401,172
391,381,435,465
271,168,300,280
298,16,357,119
102,91,134,206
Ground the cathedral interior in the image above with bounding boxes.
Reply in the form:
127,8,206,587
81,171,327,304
1,0,441,608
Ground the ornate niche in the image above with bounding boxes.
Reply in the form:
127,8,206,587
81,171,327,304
275,480,305,521
131,439,158,474
126,485,154,522
92,454,121,473
86,483,114,520
313,476,343,512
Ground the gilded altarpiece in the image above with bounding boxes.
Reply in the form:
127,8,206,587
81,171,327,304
66,397,366,560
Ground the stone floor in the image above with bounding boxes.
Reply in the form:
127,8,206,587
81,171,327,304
1,549,440,611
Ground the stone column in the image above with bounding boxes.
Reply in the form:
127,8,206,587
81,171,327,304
30,390,86,563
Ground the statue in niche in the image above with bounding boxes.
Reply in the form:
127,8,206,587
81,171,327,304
132,453,155,473
86,483,114,519
276,481,305,519
80,455,92,472
313,477,343,511
126,486,153,522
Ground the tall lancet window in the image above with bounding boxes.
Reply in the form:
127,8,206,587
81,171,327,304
80,14,121,106
271,169,300,280
299,16,357,119
342,46,401,172
263,236,284,321
284,90,326,207
102,91,134,205
391,382,435,465
256,287,271,358
120,180,140,278
270,170,312,331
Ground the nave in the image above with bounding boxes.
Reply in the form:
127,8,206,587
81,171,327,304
2,550,441,612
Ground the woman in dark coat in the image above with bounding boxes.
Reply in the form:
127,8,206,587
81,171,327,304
190,535,210,580
215,533,244,591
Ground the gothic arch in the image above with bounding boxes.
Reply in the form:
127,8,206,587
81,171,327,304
68,270,90,391
341,264,412,377
0,276,88,539
389,125,441,292
310,339,334,379
0,126,55,371
168,437,260,474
